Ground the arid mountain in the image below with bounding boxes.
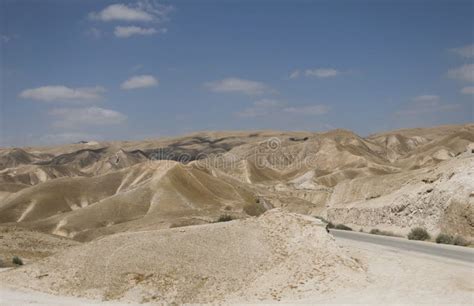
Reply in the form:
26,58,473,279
0,124,472,240
0,124,473,304
0,161,266,241
0,210,366,304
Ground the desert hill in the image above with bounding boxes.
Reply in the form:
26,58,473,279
0,210,366,304
0,225,80,265
327,154,474,236
0,123,473,304
0,123,472,240
0,160,267,241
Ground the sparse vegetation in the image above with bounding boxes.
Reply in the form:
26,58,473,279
12,256,23,266
453,235,469,246
435,233,470,246
407,227,430,241
369,229,399,237
216,214,233,222
435,233,454,244
334,224,352,231
243,202,266,216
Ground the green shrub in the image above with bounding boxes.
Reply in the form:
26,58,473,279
216,214,233,222
435,233,454,244
453,235,469,246
12,256,23,266
407,227,430,241
327,222,335,229
334,224,352,231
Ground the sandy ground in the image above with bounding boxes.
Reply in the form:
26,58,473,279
1,238,473,305
295,238,474,305
0,210,365,304
0,286,139,306
0,267,139,306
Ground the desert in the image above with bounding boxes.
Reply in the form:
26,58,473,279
1,1,473,304
0,124,473,304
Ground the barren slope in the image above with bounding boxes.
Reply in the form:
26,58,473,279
0,210,366,304
0,161,266,240
0,124,472,240
0,226,80,265
327,154,474,236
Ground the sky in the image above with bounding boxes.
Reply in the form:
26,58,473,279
0,0,473,147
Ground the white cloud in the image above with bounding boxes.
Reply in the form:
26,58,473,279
37,132,103,145
121,75,159,90
49,107,127,128
236,99,283,117
450,43,474,58
395,104,460,116
205,78,273,95
89,2,173,22
305,68,340,78
289,70,301,79
236,99,329,118
114,26,167,38
461,86,474,95
90,4,153,22
19,85,105,102
289,68,342,79
412,95,440,103
253,98,282,108
1,35,10,43
448,64,474,82
283,105,329,115
396,95,460,116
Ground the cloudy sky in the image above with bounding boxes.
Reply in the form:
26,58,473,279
0,0,473,146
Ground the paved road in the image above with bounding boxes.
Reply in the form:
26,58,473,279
331,229,474,263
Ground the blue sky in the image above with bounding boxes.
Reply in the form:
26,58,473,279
1,0,473,146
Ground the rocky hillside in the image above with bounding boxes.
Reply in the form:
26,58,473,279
0,124,472,239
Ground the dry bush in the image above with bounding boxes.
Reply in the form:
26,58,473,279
370,229,399,237
216,214,233,222
407,227,430,241
453,235,469,246
12,256,23,266
334,224,352,231
435,233,454,244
